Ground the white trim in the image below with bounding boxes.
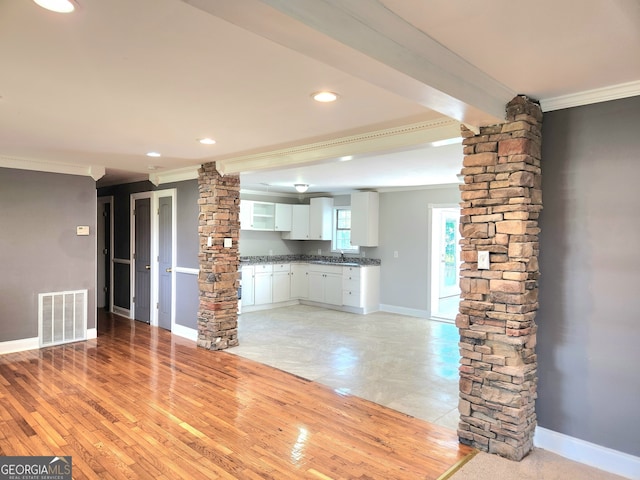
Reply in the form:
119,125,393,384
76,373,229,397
112,306,130,318
149,166,199,186
535,426,640,479
541,80,640,112
0,337,39,354
112,257,130,264
171,324,198,342
379,304,429,318
0,156,105,180
175,267,199,275
87,328,97,340
130,191,154,324
217,118,461,175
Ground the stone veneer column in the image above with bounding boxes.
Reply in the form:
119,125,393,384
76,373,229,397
457,96,542,461
197,162,241,350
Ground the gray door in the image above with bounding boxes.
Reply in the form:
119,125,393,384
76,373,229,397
134,197,151,324
158,196,173,330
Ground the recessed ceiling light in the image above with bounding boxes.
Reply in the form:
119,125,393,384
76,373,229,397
339,155,353,162
311,91,338,103
33,0,76,13
146,152,161,158
198,138,216,145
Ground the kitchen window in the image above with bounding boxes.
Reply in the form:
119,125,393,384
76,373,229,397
332,208,358,253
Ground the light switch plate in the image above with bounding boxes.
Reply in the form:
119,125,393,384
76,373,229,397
76,226,90,236
224,238,232,248
478,250,490,270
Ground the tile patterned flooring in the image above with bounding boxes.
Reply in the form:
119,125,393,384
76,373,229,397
227,304,460,431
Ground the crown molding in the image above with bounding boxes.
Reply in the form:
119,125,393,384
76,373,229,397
218,118,461,175
149,166,200,186
0,156,105,180
541,80,640,112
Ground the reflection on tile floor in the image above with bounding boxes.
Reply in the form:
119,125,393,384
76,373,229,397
227,304,460,431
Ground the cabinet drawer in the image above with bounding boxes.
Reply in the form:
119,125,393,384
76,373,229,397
254,264,273,273
343,290,361,307
272,263,290,273
343,277,360,291
309,264,343,275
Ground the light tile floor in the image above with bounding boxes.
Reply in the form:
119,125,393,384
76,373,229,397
227,304,460,430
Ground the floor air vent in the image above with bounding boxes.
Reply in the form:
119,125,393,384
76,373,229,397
38,289,87,347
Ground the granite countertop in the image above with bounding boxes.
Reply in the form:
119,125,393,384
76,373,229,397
240,254,380,267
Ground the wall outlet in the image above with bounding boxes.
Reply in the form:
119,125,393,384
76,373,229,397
393,250,399,258
318,248,322,255
268,249,273,256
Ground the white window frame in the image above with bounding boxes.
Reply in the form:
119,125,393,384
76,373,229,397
331,207,359,254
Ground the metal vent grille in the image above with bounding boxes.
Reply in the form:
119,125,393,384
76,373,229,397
38,290,87,347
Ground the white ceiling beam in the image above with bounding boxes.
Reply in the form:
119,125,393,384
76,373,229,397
184,0,514,128
0,156,105,180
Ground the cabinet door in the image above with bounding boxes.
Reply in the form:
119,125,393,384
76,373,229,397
309,197,333,240
240,200,253,231
324,274,344,306
272,264,291,303
283,204,310,240
241,266,255,307
254,272,273,305
307,271,324,302
251,202,275,230
274,204,292,232
290,263,309,299
351,192,379,246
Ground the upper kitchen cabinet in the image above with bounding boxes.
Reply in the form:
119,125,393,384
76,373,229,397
281,204,310,240
240,200,275,230
274,203,292,232
309,197,333,240
351,192,379,247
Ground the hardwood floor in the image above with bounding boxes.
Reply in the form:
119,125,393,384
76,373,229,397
0,311,473,479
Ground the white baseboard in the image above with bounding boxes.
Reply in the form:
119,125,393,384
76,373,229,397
379,304,429,318
87,328,97,340
172,323,197,342
535,426,640,479
0,337,39,354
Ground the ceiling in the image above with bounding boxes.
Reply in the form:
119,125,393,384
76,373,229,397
1,0,638,194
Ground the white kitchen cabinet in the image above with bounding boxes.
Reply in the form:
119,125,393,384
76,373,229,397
272,263,291,303
342,265,380,314
281,204,310,240
351,192,379,247
254,264,273,305
241,265,255,307
309,197,333,240
240,200,275,231
308,264,343,305
274,204,292,232
290,263,309,299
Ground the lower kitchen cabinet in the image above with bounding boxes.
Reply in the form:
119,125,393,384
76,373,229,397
272,263,291,303
254,264,273,305
241,265,255,307
308,264,343,306
290,263,309,299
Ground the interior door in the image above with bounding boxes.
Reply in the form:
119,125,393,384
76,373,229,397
134,197,151,324
158,196,173,330
97,199,111,310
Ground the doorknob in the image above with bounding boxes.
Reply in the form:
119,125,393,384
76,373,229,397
145,265,150,270
166,268,172,273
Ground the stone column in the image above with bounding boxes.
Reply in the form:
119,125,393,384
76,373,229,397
457,96,542,461
197,162,241,350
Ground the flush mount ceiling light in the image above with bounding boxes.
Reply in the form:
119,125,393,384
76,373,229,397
33,0,76,13
294,184,309,193
146,152,161,158
311,91,338,103
339,155,353,162
198,138,216,145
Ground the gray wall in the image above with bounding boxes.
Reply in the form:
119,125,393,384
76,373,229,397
538,96,640,456
373,186,460,312
0,168,97,340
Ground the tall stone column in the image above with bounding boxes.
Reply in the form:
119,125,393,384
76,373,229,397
197,162,241,350
457,96,542,461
